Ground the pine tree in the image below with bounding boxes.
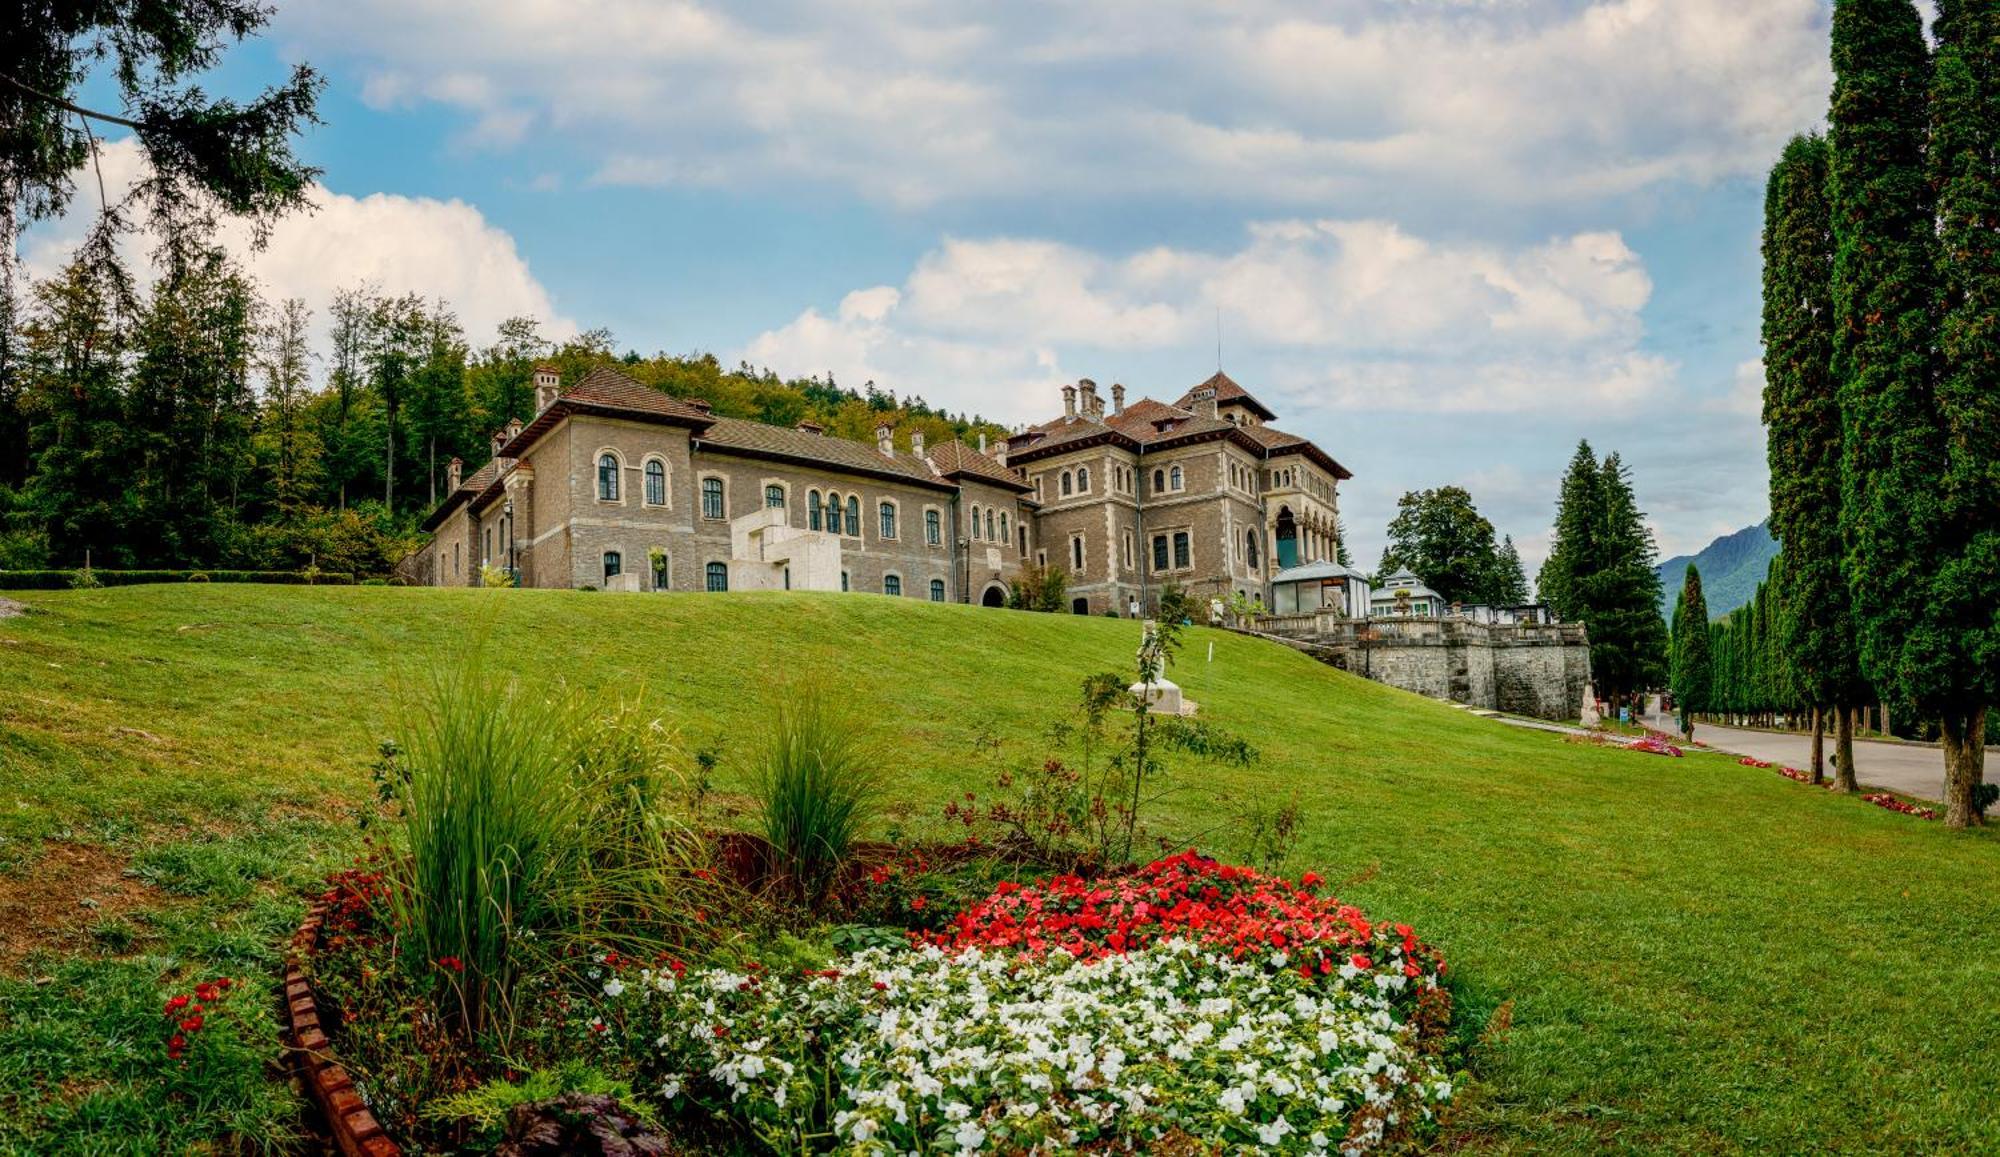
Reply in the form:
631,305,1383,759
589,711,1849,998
1762,132,1865,788
1669,565,1713,739
1494,536,1530,605
1334,516,1352,568
1536,440,1602,622
1927,0,2000,822
1588,454,1669,712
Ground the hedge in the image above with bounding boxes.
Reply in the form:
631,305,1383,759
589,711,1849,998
0,569,358,590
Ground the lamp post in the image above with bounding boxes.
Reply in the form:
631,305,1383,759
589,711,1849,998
504,497,518,586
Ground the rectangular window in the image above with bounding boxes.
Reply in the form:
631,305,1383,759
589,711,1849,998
930,578,946,602
884,574,902,596
925,509,941,545
705,561,729,592
701,477,724,520
880,502,897,539
1173,531,1191,570
1071,535,1084,571
1122,532,1134,569
765,484,786,509
1152,535,1169,572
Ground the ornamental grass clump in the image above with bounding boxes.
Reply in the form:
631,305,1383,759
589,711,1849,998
753,696,880,907
391,658,587,1041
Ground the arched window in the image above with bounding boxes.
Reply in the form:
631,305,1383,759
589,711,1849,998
969,504,981,539
1170,465,1184,491
999,511,1009,541
1060,471,1073,496
809,489,823,531
1076,466,1090,492
765,483,786,510
846,496,860,537
603,551,622,580
925,509,941,545
825,492,842,535
705,561,729,592
929,578,946,602
884,574,902,597
1152,468,1165,493
985,508,995,540
598,453,620,501
701,477,724,520
644,459,666,505
879,501,897,539
1247,530,1260,569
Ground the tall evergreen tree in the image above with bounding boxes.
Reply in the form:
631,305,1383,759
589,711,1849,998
1589,454,1669,710
1494,536,1530,605
1536,440,1602,622
1927,0,2000,822
1669,564,1713,740
1334,517,1353,568
1762,132,1865,789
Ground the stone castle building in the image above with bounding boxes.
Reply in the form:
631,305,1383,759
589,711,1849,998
410,365,1350,613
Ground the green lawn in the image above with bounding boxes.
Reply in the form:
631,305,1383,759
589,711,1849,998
2,585,1998,1153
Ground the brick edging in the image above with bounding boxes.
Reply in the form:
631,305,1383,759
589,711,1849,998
286,904,402,1157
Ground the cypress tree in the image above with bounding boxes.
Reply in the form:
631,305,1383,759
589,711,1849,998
1829,0,1950,804
1669,564,1713,740
1928,0,2000,823
1762,131,1865,786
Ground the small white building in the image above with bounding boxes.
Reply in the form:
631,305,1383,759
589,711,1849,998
1270,560,1373,618
1370,567,1446,618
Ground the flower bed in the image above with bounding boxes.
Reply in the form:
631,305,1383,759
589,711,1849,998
568,852,1453,1154
1630,731,1683,757
1863,792,1938,821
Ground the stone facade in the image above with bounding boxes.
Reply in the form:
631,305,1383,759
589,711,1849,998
1254,613,1592,721
412,365,1348,614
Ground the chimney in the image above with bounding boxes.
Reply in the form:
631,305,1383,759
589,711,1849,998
911,430,925,459
1111,382,1125,415
533,365,560,413
506,417,523,441
978,432,987,454
1062,383,1077,418
1078,378,1100,419
688,398,713,414
447,456,463,491
795,419,823,435
994,443,1008,468
492,428,509,457
876,423,895,457
1188,385,1218,419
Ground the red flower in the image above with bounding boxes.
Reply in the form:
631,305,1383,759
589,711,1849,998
1350,955,1372,971
1300,871,1323,889
711,1024,729,1038
436,956,465,973
910,895,927,912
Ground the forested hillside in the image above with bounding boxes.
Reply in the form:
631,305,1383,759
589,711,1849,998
0,260,1008,577
1655,520,1778,619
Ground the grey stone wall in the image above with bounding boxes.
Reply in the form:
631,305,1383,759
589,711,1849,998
1253,614,1591,721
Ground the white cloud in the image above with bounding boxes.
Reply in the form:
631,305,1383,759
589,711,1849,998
742,218,1670,424
277,0,1831,211
19,138,575,365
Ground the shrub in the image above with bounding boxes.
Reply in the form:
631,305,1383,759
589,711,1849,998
1006,561,1069,612
0,569,355,590
753,696,879,907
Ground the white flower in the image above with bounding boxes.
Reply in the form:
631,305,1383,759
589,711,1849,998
954,1121,988,1151
1256,1116,1295,1145
602,978,625,998
1218,1086,1248,1117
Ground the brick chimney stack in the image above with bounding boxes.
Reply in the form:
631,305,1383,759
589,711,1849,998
876,423,895,457
1078,378,1101,419
492,428,509,457
447,457,463,491
1111,382,1125,415
978,432,987,453
911,430,925,459
533,365,560,413
1062,383,1077,418
1188,385,1218,419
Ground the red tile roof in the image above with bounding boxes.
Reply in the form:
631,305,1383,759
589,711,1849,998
926,440,1033,492
696,417,954,490
1177,370,1277,421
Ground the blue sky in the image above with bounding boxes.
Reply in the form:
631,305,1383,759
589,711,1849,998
30,0,1843,574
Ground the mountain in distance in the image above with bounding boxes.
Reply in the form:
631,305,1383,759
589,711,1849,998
1655,519,1778,620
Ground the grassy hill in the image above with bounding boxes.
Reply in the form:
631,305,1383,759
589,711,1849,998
2,586,1998,1152
1656,519,1779,619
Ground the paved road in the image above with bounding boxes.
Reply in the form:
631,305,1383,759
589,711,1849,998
1639,709,1991,804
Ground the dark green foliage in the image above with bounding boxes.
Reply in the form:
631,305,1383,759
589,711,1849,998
0,0,322,257
1762,133,1870,723
1669,565,1713,731
1493,536,1530,605
0,569,352,589
1828,0,1947,708
1927,0,2000,724
1536,441,1667,705
1377,485,1517,605
1008,560,1072,612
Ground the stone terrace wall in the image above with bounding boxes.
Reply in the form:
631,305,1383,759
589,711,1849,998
1250,614,1591,721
